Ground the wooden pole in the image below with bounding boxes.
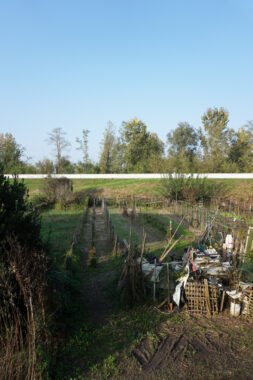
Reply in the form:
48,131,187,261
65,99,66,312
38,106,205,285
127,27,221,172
153,258,156,302
220,290,225,312
159,235,183,263
167,263,170,308
204,279,211,317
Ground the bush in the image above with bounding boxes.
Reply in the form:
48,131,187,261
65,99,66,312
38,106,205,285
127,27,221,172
44,176,73,209
159,173,226,204
0,170,47,379
31,194,50,210
0,172,42,251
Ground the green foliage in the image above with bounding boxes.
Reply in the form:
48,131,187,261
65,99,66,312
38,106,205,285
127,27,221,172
75,161,101,174
31,194,50,210
76,129,90,165
0,133,25,174
120,117,164,172
159,173,226,203
0,168,47,379
167,122,199,168
36,158,55,174
0,170,42,250
200,107,232,172
228,124,253,172
239,261,253,282
99,121,117,173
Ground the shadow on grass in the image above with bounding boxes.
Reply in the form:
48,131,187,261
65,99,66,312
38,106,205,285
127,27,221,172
43,206,192,379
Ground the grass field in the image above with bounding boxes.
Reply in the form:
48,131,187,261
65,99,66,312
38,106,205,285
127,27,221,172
23,177,253,201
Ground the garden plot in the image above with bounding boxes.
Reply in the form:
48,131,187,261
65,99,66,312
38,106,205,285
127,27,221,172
108,205,194,260
39,197,253,379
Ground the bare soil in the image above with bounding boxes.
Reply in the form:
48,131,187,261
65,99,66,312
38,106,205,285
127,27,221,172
129,312,253,380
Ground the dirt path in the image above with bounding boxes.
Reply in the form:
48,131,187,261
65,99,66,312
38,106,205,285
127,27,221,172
82,206,113,325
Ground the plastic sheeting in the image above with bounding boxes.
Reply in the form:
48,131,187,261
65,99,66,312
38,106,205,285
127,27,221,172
172,264,189,307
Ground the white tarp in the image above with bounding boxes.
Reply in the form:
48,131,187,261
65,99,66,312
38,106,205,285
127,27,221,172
172,265,189,307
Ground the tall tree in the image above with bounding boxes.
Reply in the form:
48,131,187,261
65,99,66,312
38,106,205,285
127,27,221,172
228,123,253,172
47,128,70,173
99,122,116,173
167,122,199,159
0,133,25,174
167,122,199,172
76,129,90,166
200,107,232,172
120,117,164,172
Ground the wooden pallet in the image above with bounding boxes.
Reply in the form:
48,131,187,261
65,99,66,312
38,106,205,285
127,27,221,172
241,288,253,318
185,280,219,316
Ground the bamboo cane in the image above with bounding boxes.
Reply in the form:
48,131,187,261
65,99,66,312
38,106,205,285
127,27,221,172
161,216,185,258
159,235,183,263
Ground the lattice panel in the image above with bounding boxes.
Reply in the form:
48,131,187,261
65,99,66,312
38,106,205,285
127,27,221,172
185,281,219,315
242,288,253,318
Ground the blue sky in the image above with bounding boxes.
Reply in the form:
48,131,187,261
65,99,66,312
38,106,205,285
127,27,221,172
0,0,253,164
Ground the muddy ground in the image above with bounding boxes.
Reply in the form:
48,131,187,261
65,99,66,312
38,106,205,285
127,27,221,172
130,312,253,380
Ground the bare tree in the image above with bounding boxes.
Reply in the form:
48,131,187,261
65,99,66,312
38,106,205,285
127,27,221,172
47,128,70,173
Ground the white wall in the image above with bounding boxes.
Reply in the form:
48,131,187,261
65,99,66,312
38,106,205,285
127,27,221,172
4,173,253,179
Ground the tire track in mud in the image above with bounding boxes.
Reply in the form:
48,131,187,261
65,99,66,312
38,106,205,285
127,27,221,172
132,316,253,377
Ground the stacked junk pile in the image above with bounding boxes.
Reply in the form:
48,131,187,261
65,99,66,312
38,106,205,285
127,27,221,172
118,215,253,318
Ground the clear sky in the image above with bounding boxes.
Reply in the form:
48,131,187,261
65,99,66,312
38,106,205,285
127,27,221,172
1,0,253,164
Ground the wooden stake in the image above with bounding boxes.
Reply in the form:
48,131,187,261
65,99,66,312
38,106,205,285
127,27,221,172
140,228,146,267
159,235,183,263
204,279,211,317
167,262,170,308
220,290,225,312
153,258,156,302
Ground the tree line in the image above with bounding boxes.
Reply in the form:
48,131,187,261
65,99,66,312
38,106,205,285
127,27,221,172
1,107,253,174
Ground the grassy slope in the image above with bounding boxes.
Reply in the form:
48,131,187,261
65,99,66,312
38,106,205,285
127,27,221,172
24,178,253,200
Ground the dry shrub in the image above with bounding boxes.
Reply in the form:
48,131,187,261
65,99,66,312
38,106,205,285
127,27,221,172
0,236,47,380
44,176,73,209
159,173,227,204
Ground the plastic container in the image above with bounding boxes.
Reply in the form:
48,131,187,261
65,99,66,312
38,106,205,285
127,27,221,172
225,234,234,250
230,301,241,316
